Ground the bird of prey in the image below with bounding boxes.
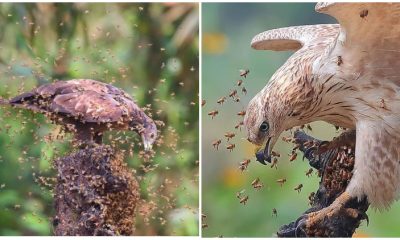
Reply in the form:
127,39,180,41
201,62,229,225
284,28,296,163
1,79,157,151
244,2,400,227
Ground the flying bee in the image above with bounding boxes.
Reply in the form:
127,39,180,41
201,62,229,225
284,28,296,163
251,178,263,190
229,89,238,98
271,158,278,169
224,132,235,141
272,208,277,217
239,69,250,78
226,143,235,152
239,195,249,205
271,151,280,157
202,214,207,220
282,136,294,143
237,111,246,116
241,87,247,95
202,99,206,106
294,184,303,193
217,97,226,105
289,151,298,162
234,97,240,103
234,121,244,130
360,9,368,18
202,223,208,229
237,79,243,86
306,124,313,131
236,189,245,199
208,110,219,119
212,139,222,150
239,159,251,172
305,168,314,177
276,178,286,187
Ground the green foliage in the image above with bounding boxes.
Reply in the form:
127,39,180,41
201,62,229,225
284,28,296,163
0,3,198,236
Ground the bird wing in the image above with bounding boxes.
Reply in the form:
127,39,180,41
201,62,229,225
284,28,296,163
51,90,131,123
314,3,400,83
251,24,340,52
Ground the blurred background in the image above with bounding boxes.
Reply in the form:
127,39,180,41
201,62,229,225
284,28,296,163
0,3,198,236
202,2,400,237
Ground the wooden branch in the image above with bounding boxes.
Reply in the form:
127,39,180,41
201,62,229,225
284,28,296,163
277,130,369,237
53,144,139,236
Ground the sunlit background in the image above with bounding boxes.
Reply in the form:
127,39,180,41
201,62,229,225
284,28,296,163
202,2,400,237
0,3,198,236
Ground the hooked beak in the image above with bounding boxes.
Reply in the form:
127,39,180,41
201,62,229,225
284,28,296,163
256,137,272,165
141,134,153,152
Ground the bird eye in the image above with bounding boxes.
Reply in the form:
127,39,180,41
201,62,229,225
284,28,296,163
259,121,269,132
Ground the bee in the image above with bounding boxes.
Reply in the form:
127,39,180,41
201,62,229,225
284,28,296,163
276,178,286,187
212,139,222,150
289,151,297,162
282,136,294,143
202,223,208,229
360,9,368,18
336,56,343,66
272,208,277,217
202,214,207,220
226,143,235,152
380,98,387,109
239,69,250,78
236,189,245,199
217,97,226,105
305,168,313,177
294,184,303,193
308,192,315,206
271,158,278,169
237,111,246,116
229,89,238,98
251,178,264,190
234,97,240,103
271,151,280,158
303,140,314,148
234,121,244,130
306,124,313,131
208,110,219,119
239,195,249,205
237,79,243,86
241,87,247,95
239,159,251,172
224,132,235,141
202,99,206,106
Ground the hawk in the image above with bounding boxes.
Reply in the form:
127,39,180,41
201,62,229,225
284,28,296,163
1,79,157,151
244,2,400,226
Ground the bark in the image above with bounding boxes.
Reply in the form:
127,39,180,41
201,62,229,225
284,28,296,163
277,130,369,237
52,144,139,236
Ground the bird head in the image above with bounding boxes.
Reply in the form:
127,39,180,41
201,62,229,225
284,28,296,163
131,119,158,152
244,90,293,165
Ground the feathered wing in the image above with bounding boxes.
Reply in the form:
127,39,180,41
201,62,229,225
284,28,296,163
251,24,340,53
9,79,138,124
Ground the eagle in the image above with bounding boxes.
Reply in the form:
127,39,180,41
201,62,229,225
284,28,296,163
244,2,400,227
0,79,157,151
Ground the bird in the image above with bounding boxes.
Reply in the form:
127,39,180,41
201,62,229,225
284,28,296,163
0,79,157,151
244,2,400,228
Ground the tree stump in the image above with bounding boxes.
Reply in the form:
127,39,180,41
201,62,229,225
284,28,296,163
53,144,139,236
277,130,369,237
